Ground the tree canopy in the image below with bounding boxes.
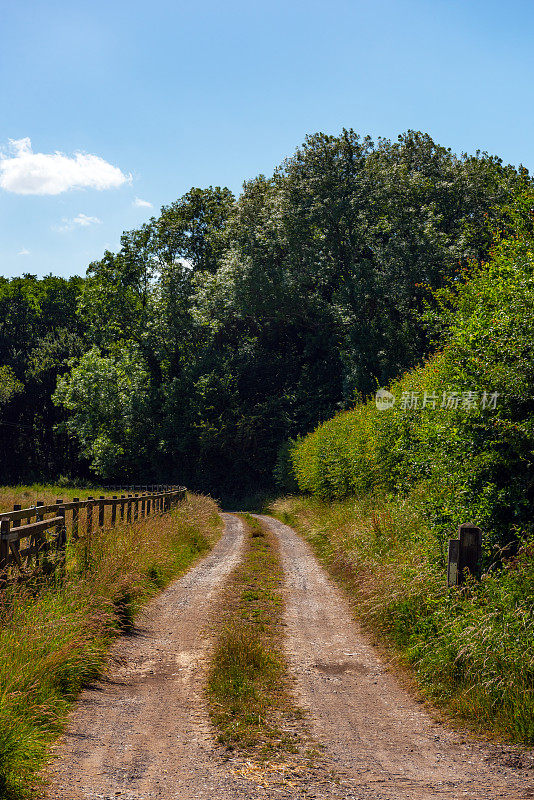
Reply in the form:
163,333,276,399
1,130,530,499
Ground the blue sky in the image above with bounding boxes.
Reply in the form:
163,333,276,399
1,0,534,278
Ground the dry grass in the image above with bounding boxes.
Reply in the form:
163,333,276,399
0,493,221,800
0,484,108,515
207,514,302,757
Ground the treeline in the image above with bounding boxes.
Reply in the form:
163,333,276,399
0,276,85,482
0,130,530,498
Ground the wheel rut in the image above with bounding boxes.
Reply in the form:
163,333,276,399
258,515,534,800
46,513,533,800
46,514,260,800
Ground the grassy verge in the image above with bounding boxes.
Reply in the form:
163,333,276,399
0,493,221,800
271,495,534,746
207,514,302,756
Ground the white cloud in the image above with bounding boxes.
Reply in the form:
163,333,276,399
53,213,102,232
133,197,153,208
0,138,130,195
17,247,30,256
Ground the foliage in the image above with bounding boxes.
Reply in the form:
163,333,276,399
0,275,85,483
0,366,22,406
290,191,534,555
48,130,529,496
53,345,155,478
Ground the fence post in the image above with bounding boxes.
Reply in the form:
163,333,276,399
72,498,79,539
98,496,105,528
57,505,67,549
447,538,460,587
34,501,44,562
111,496,117,527
55,501,64,550
0,519,10,571
87,497,94,536
127,495,132,523
12,505,21,562
120,495,125,521
141,494,146,517
134,493,139,522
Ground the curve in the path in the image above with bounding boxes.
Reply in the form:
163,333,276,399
259,515,534,800
46,513,261,800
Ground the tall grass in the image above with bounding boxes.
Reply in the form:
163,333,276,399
0,493,221,799
271,495,534,744
207,514,299,755
0,484,108,515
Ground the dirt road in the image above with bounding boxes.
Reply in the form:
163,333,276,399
46,513,533,800
46,514,261,800
259,515,534,800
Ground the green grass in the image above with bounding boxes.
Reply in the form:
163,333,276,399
207,514,301,756
0,493,221,800
271,495,534,745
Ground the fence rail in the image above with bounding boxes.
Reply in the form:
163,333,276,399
0,486,186,575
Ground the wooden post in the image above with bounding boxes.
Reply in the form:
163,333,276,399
448,524,482,586
12,505,21,563
458,523,482,583
120,495,125,521
127,495,132,523
447,538,460,587
141,495,146,517
72,498,79,539
57,505,67,549
34,501,44,562
87,497,94,536
55,500,64,550
0,519,10,570
134,493,139,522
99,496,105,528
111,496,117,527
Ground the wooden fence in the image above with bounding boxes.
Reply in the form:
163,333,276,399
0,485,186,575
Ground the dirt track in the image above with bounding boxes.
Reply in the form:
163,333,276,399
259,515,534,800
46,513,534,800
46,514,257,800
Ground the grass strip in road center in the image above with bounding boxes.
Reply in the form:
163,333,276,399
207,514,302,757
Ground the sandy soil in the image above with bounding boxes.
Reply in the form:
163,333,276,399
45,513,534,800
259,515,534,800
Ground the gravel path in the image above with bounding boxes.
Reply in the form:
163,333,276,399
46,514,262,800
46,513,534,800
258,515,534,800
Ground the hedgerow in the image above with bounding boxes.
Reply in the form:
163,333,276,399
291,191,534,560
